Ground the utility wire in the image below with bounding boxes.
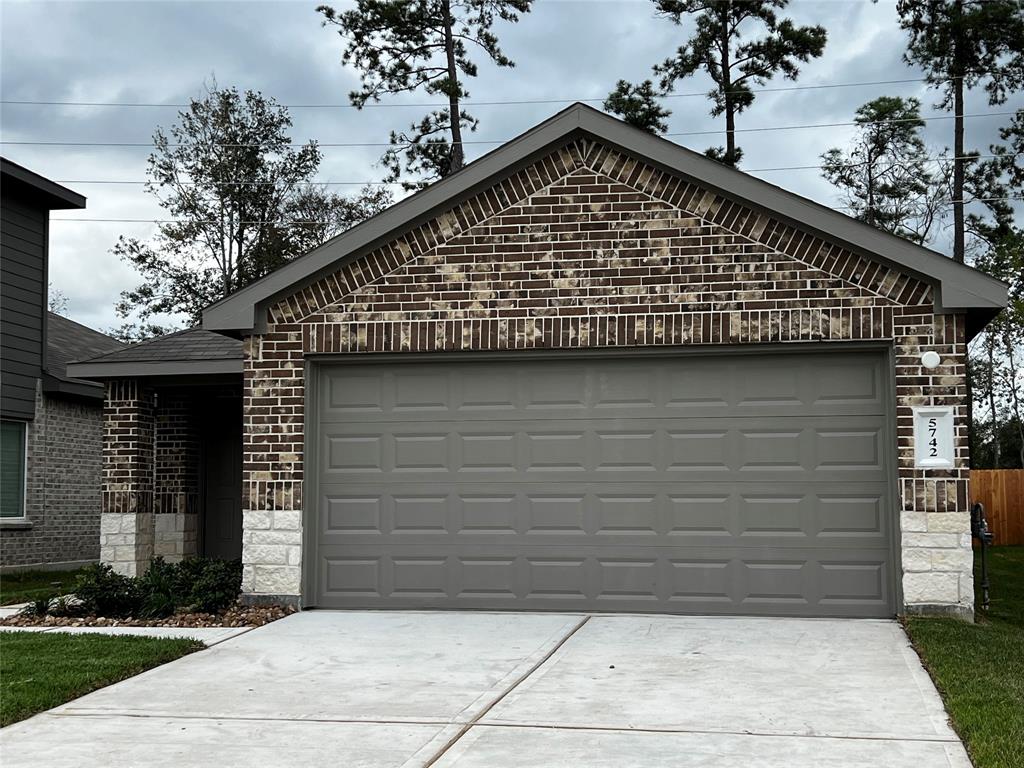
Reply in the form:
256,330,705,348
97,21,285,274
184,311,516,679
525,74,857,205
46,196,1024,224
0,78,934,109
46,154,1006,187
2,110,1016,149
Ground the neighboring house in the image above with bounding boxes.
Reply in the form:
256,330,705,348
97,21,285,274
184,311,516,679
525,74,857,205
1,159,125,570
68,105,1007,619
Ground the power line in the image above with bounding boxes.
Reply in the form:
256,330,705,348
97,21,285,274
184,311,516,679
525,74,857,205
45,196,1024,224
45,154,1005,187
1,110,1015,149
51,179,402,186
0,78,933,110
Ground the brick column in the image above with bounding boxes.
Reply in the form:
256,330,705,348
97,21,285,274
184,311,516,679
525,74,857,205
894,311,973,619
241,331,304,602
153,391,200,562
100,379,156,577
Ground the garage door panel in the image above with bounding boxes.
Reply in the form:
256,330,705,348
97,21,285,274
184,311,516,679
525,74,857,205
315,545,892,615
320,417,887,483
317,483,891,548
312,352,896,617
319,354,887,424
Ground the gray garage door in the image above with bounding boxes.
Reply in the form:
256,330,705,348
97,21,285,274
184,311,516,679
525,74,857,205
310,351,896,617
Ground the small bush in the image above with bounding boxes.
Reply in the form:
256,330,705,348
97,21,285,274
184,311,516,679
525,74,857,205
137,558,180,618
50,595,84,617
72,558,242,620
20,595,54,617
173,557,242,614
74,564,142,618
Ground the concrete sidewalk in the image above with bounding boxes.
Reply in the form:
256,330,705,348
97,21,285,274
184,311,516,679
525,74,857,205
0,611,970,767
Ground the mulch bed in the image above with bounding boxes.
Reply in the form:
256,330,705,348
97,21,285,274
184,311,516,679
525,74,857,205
0,602,297,629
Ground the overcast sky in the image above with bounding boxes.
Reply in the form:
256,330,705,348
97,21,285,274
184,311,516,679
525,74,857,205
1,0,1020,333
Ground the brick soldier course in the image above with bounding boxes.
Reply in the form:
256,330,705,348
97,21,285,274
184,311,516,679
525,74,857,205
75,104,1005,618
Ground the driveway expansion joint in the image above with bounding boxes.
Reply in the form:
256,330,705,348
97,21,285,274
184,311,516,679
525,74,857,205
422,614,592,767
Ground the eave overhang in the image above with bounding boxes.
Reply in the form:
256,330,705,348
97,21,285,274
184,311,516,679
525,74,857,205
201,103,1008,340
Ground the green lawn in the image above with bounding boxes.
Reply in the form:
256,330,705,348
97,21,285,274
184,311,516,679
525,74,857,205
0,568,89,606
0,632,202,726
905,547,1024,768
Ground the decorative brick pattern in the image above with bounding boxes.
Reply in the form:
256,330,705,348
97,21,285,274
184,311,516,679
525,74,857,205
0,383,103,569
237,138,972,613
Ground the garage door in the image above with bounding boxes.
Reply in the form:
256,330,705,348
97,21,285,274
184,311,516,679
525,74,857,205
310,351,896,617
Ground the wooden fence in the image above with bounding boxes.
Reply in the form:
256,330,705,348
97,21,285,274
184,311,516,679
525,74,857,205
971,469,1024,546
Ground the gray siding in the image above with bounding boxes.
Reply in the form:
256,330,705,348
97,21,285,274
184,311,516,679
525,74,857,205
1,193,47,420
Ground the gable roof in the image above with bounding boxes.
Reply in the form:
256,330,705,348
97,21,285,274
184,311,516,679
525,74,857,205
1,157,86,210
202,103,1007,338
66,327,243,379
43,313,124,399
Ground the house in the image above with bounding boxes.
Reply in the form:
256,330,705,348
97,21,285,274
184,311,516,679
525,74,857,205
67,104,1007,618
1,159,125,570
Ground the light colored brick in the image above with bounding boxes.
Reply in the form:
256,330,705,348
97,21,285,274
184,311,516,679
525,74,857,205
247,529,301,547
272,510,301,531
927,512,969,534
902,532,959,549
903,572,960,604
902,548,932,573
243,544,289,566
900,511,928,533
931,547,973,572
252,565,301,594
244,510,272,530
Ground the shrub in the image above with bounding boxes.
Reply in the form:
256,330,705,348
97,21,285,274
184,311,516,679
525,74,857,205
72,558,243,620
137,558,180,619
20,595,53,617
73,564,142,618
171,557,242,614
50,595,84,617
137,557,242,616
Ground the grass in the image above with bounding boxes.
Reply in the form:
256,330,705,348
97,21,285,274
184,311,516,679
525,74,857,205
0,568,89,606
905,546,1024,768
0,632,202,726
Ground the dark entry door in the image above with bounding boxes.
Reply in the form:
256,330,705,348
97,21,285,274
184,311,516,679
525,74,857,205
202,395,243,560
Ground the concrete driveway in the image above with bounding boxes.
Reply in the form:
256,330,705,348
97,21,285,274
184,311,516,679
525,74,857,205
0,612,970,767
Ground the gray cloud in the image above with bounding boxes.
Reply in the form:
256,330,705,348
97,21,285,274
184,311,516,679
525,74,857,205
2,0,1019,332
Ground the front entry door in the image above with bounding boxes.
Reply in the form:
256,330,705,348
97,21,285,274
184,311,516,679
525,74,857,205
202,395,243,560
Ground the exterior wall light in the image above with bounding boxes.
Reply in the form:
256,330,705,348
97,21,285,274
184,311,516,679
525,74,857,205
920,350,941,369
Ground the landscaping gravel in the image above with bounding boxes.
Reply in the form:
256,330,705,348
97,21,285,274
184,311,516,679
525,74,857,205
0,602,296,629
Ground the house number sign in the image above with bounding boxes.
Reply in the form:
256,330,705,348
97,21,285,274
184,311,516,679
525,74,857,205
912,406,955,469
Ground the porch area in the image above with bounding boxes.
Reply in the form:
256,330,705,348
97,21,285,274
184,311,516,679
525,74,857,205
67,329,244,576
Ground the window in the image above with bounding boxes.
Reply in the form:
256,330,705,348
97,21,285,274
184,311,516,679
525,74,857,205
1,420,27,519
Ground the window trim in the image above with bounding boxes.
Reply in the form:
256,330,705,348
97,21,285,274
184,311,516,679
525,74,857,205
1,419,29,522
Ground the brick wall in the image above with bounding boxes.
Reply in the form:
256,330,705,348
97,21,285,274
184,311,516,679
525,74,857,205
153,392,200,561
240,137,972,613
0,383,103,569
99,379,155,576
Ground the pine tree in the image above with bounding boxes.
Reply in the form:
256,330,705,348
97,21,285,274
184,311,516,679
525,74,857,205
897,0,1024,262
603,80,672,134
821,96,950,245
653,0,826,166
318,0,532,189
